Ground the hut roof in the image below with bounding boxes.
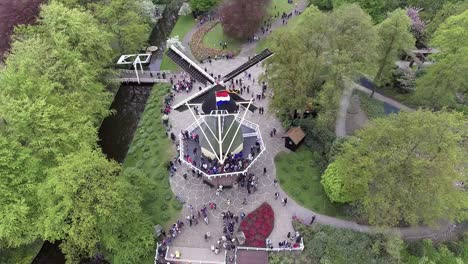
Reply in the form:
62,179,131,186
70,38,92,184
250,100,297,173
283,127,305,145
236,250,268,264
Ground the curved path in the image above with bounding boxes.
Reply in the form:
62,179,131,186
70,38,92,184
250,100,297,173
162,2,455,260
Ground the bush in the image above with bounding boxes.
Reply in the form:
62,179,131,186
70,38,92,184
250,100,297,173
160,203,168,210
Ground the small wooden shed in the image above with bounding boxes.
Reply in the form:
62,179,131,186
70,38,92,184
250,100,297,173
282,127,305,151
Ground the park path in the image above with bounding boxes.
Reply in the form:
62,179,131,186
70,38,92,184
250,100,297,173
335,80,415,138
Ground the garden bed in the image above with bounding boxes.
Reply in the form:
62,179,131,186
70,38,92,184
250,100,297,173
239,203,274,247
190,21,241,61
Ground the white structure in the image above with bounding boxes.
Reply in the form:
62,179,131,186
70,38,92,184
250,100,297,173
116,54,152,84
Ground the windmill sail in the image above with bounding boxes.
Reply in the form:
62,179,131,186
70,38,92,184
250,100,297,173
166,45,215,85
223,49,274,82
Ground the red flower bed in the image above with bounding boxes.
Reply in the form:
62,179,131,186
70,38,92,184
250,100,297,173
239,202,274,247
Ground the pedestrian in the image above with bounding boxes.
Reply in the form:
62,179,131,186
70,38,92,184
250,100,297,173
275,192,279,200
283,197,288,206
287,232,291,239
273,128,277,136
274,178,278,187
263,167,267,174
270,131,273,137
227,199,231,206
170,132,176,142
310,215,316,225
183,173,187,180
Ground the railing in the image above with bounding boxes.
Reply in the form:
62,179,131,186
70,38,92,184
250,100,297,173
120,69,172,75
178,119,266,179
164,246,226,264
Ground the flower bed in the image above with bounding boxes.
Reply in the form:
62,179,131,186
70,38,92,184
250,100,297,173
239,202,274,247
190,21,240,61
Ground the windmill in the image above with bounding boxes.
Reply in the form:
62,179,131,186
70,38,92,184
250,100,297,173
166,45,274,186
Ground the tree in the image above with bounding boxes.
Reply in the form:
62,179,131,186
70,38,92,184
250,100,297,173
138,0,159,24
190,0,218,12
414,10,468,109
372,9,414,96
406,7,426,44
38,148,122,262
219,0,269,40
179,2,193,16
92,0,150,53
332,0,387,22
426,1,468,38
322,110,468,226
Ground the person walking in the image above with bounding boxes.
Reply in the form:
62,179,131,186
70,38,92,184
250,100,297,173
275,192,279,200
282,197,288,206
263,167,267,175
310,215,316,225
273,128,277,136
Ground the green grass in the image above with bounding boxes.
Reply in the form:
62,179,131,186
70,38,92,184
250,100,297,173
274,146,346,217
202,23,242,52
0,240,43,264
122,83,181,262
160,15,196,71
354,90,386,119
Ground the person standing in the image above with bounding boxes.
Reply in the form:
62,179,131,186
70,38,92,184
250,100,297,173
310,215,316,224
283,197,288,206
263,167,267,175
275,192,279,200
273,128,277,136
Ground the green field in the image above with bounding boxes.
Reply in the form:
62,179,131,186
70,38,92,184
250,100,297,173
275,146,346,217
160,15,196,71
121,83,181,261
202,23,242,52
354,90,386,119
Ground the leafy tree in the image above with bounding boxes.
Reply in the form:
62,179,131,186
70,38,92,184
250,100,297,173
179,2,193,16
321,110,468,226
321,162,352,203
426,1,468,38
372,9,414,95
414,10,468,109
138,0,159,24
190,0,218,12
38,148,121,262
406,7,426,44
332,0,387,22
92,0,151,53
265,4,377,120
219,0,270,40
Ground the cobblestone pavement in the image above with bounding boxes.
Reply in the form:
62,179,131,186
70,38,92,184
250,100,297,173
165,56,298,260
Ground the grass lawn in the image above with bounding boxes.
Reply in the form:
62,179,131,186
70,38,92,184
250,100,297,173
354,90,386,119
122,83,180,261
274,146,346,217
160,15,196,71
202,23,242,52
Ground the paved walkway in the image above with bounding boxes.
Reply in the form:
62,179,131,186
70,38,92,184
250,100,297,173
336,80,415,138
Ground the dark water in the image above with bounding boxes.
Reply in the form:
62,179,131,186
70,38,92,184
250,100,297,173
98,84,153,162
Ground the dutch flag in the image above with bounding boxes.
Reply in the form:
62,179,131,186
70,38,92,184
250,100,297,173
216,91,230,106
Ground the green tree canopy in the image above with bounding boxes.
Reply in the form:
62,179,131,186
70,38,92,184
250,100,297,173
91,0,151,53
414,10,468,109
372,9,414,91
322,110,468,226
190,0,218,12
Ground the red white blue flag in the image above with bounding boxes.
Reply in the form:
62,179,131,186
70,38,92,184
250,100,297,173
216,91,230,106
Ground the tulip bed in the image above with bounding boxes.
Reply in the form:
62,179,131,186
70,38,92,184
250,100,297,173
239,202,275,247
190,21,240,61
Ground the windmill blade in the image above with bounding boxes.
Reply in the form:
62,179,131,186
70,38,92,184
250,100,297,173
222,49,274,82
166,45,215,85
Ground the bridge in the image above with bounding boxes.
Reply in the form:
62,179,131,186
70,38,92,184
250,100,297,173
117,69,172,84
